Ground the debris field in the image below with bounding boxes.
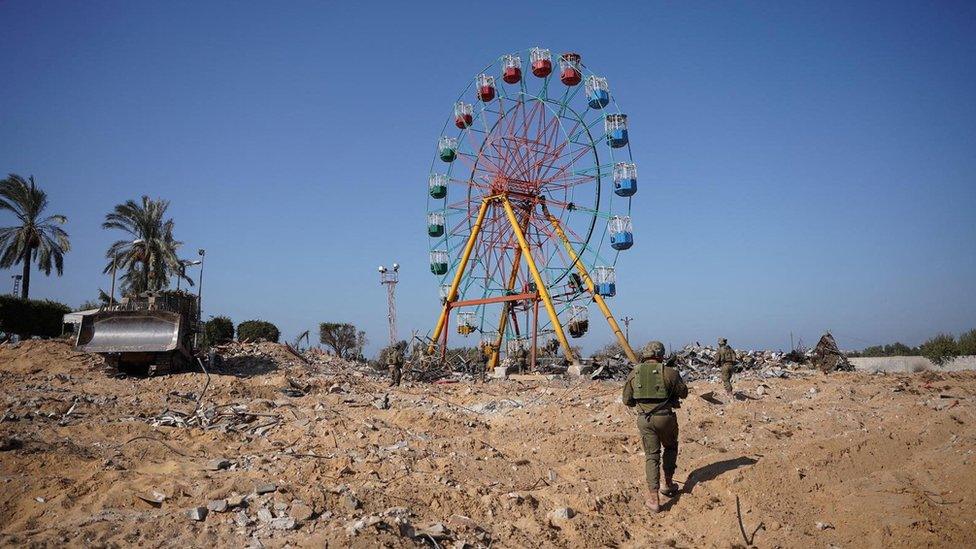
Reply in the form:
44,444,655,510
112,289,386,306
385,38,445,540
1,339,975,547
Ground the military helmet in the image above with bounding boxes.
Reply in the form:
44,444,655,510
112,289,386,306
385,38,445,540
641,340,665,360
718,337,728,346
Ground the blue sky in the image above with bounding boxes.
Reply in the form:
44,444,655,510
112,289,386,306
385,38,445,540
2,1,974,355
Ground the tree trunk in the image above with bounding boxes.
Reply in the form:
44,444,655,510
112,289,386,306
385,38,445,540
20,248,32,299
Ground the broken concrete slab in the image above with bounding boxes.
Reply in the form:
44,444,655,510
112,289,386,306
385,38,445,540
207,499,228,513
205,458,231,471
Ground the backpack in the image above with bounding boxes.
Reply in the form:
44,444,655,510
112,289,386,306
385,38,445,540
632,362,668,400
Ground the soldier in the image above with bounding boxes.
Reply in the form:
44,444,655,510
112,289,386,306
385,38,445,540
387,344,403,387
510,340,528,373
622,341,688,512
478,341,493,383
716,337,737,396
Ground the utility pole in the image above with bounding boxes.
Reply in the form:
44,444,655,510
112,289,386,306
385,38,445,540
619,316,634,342
11,275,22,297
194,249,205,349
378,263,399,347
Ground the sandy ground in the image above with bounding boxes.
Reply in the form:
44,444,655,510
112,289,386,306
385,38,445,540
1,340,975,548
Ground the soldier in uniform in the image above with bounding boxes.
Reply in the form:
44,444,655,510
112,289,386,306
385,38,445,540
622,341,688,512
387,344,404,387
478,341,493,383
511,341,528,373
716,337,737,396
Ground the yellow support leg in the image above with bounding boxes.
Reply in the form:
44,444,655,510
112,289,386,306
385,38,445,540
500,197,576,364
490,206,532,370
428,198,491,354
542,203,639,364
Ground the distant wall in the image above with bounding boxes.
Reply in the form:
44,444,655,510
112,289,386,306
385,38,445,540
850,356,976,373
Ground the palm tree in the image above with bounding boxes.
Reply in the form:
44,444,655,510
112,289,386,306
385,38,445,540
102,196,191,295
0,174,71,299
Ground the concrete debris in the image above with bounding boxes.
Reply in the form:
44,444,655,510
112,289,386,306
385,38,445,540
372,394,390,410
135,491,167,506
255,482,277,495
290,502,314,522
207,499,228,513
415,522,450,540
187,506,208,521
269,517,297,530
340,492,362,512
550,507,576,520
227,494,247,508
345,515,383,536
206,458,231,471
234,511,253,528
812,333,853,373
256,507,273,523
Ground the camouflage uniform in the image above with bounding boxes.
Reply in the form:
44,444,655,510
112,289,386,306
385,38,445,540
512,343,528,372
387,347,403,387
623,341,689,494
716,338,736,395
478,343,493,382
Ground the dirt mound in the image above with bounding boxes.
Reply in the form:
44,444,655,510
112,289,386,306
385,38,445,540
1,344,974,547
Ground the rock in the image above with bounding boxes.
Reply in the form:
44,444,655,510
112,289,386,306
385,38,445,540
206,458,231,471
136,491,167,506
290,502,314,522
756,385,767,397
269,517,296,530
273,501,289,513
345,515,383,536
256,507,274,523
255,482,277,495
415,522,450,540
373,394,390,410
187,506,209,521
550,507,575,520
234,511,252,528
340,492,361,511
815,521,834,530
227,494,247,508
809,387,818,395
207,499,228,513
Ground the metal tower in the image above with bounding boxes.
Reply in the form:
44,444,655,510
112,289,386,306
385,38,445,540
378,263,400,346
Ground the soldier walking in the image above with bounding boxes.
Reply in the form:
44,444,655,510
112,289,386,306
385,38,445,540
716,337,737,396
387,344,404,387
622,341,688,512
478,341,493,383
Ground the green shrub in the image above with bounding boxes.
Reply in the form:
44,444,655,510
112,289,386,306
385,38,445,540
920,333,958,366
202,316,235,347
237,320,280,343
0,296,71,338
957,329,976,356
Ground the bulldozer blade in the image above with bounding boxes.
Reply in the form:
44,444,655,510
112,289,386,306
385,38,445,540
76,310,184,353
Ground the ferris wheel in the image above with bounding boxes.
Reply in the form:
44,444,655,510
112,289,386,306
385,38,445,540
426,47,640,368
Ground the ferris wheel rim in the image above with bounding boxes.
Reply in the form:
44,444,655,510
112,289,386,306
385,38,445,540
425,47,636,315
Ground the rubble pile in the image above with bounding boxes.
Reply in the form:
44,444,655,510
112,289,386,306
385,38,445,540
211,341,363,374
672,344,799,381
